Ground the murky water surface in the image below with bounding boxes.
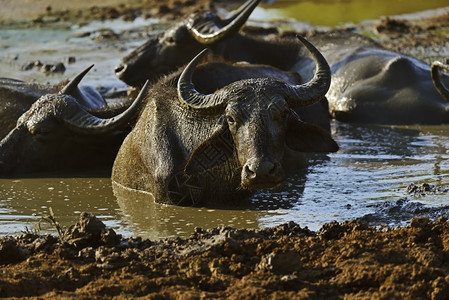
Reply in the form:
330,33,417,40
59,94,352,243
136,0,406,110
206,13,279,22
1,2,449,239
1,122,448,239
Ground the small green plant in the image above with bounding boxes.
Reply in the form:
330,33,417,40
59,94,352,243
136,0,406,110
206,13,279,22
29,207,65,239
40,207,64,239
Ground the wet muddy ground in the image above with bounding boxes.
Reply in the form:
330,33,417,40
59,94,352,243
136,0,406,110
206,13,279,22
3,212,449,299
1,0,449,298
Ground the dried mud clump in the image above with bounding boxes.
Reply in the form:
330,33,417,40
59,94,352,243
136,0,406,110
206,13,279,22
2,213,449,298
375,17,422,36
372,12,449,64
407,183,449,197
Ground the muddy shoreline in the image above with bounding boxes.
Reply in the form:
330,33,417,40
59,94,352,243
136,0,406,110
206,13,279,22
3,212,449,299
1,0,449,298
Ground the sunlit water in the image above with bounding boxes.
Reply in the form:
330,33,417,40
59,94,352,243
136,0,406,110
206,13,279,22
1,2,449,239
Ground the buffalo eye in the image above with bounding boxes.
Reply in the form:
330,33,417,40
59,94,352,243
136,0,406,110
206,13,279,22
165,36,176,44
28,126,40,135
28,125,48,136
226,115,236,125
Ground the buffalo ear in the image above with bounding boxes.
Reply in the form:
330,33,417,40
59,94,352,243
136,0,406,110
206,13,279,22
286,115,339,153
185,118,234,175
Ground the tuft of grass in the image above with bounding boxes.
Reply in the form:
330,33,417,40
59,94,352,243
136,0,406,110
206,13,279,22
39,207,64,239
24,207,66,239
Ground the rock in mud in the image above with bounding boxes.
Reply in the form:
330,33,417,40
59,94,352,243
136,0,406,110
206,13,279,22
407,183,449,196
63,212,120,248
22,60,66,73
258,249,302,274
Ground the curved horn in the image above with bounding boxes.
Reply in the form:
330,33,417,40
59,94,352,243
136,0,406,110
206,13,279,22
56,80,150,135
177,49,226,115
187,0,261,45
281,35,331,108
431,61,449,103
59,65,94,95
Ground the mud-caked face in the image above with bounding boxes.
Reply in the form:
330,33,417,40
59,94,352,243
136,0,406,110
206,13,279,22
225,89,290,190
115,23,204,87
17,95,66,140
0,95,79,176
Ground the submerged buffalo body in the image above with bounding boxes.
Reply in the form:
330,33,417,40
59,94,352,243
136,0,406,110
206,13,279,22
0,66,149,177
116,0,449,124
306,31,449,124
112,36,338,205
115,0,305,88
115,0,265,86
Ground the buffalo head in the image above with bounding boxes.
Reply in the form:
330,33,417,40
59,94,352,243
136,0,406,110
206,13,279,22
180,36,338,191
0,66,149,177
115,0,261,86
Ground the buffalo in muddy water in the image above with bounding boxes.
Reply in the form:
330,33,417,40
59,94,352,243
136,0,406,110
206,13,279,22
112,36,339,206
307,31,449,124
0,66,149,177
115,0,330,130
116,0,449,125
115,0,273,86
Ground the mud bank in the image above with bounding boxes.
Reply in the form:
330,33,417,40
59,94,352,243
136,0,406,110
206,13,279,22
2,212,449,299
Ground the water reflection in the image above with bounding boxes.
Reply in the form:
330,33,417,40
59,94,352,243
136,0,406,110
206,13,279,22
0,178,121,235
258,122,449,230
113,182,274,240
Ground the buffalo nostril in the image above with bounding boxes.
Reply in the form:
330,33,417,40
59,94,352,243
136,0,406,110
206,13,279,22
114,64,126,75
244,165,256,179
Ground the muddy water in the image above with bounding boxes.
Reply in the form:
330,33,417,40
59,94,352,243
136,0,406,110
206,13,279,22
0,17,159,90
1,3,449,239
1,122,448,240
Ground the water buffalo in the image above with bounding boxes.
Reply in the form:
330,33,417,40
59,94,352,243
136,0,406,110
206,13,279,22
116,0,449,125
115,0,270,86
112,36,338,206
307,31,449,124
0,66,149,177
0,73,107,140
115,0,333,130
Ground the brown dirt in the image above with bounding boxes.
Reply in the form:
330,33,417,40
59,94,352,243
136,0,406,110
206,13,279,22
3,212,449,299
371,11,449,63
2,1,449,299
